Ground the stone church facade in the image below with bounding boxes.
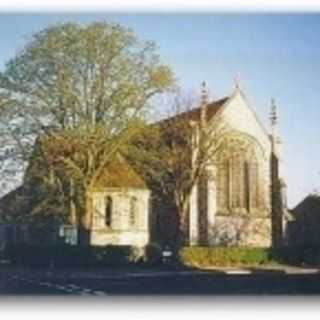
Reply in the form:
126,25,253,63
155,84,286,248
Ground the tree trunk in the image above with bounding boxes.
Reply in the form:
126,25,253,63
69,178,77,225
176,198,190,248
77,227,90,247
71,181,91,247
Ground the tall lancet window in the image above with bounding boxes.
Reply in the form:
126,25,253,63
239,159,246,210
217,159,230,211
129,196,138,227
105,196,113,227
231,154,242,209
250,161,260,209
243,160,262,212
244,161,251,212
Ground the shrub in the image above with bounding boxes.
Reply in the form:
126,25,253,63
179,246,270,267
144,243,163,265
129,246,145,263
7,243,320,268
5,243,165,267
91,245,133,266
6,244,93,267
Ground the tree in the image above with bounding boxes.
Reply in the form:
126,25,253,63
0,22,174,243
31,122,146,242
1,95,33,202
127,89,227,247
0,21,174,177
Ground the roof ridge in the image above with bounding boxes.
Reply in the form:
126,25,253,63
157,96,229,124
91,155,147,190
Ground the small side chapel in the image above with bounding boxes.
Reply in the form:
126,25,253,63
0,152,151,248
86,155,150,247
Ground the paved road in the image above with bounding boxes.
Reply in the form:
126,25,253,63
1,267,320,295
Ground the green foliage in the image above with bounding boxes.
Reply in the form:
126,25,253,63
4,243,163,267
179,246,270,267
7,244,320,268
6,244,91,267
179,246,320,267
0,22,174,131
144,242,163,265
0,21,175,207
90,245,136,266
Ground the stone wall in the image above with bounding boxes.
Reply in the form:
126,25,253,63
188,88,273,247
89,188,150,247
90,230,149,247
207,215,271,247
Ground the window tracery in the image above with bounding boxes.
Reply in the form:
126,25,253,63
216,133,265,214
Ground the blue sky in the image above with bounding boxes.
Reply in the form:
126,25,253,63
0,13,319,207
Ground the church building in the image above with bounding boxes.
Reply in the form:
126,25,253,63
0,83,287,249
154,83,287,248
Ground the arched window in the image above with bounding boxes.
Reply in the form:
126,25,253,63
216,138,264,214
244,161,250,212
250,161,260,209
129,197,138,227
217,159,230,211
231,154,242,209
105,196,113,227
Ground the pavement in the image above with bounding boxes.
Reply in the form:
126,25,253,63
1,264,320,295
198,264,320,274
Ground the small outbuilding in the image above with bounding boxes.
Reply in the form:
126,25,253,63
85,154,150,247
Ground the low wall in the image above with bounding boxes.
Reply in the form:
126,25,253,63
90,229,149,247
207,215,271,247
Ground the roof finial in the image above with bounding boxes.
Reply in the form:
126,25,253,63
270,98,278,128
201,81,208,106
200,81,208,125
234,72,241,89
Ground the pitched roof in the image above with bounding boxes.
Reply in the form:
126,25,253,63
91,155,147,190
158,96,229,125
292,194,320,220
0,186,30,222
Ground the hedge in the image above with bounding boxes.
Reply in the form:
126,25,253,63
179,246,271,267
4,243,320,268
179,246,320,267
3,243,163,267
